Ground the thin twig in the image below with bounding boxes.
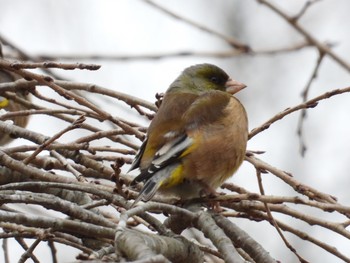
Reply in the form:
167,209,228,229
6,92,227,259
249,86,350,139
48,240,58,263
2,238,9,263
50,150,87,182
246,154,337,203
0,34,68,80
0,58,146,140
292,0,322,22
18,238,42,263
143,0,250,51
35,42,310,61
257,0,350,72
255,169,309,263
23,115,86,165
297,51,325,156
9,61,100,71
15,237,40,263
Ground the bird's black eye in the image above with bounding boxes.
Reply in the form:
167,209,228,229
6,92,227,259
210,76,220,84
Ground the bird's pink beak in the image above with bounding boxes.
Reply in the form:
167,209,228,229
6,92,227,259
225,78,247,94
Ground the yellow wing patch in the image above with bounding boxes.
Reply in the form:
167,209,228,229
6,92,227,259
180,141,197,157
0,97,9,108
160,164,184,188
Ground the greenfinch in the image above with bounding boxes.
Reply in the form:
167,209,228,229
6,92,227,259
0,44,31,145
129,64,248,205
0,69,31,145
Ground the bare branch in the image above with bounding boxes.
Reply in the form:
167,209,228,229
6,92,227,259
9,61,101,71
257,0,350,72
297,51,325,156
255,168,309,263
1,7,349,259
292,0,322,22
249,86,350,140
35,42,310,61
143,0,250,51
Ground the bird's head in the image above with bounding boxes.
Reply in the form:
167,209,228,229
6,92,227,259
169,63,246,95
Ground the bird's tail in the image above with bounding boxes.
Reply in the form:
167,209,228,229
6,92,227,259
131,163,179,207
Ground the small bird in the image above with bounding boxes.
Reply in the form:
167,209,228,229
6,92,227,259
129,64,248,205
0,68,31,146
0,42,32,145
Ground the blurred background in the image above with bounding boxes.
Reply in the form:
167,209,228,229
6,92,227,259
0,0,350,262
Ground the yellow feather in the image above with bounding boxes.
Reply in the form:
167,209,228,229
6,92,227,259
0,97,9,108
161,164,184,188
180,140,198,157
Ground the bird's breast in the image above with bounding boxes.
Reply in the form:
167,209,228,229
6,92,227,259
183,97,248,188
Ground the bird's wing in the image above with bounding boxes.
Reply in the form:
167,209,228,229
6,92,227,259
131,133,192,185
132,162,180,204
131,133,193,204
128,137,148,172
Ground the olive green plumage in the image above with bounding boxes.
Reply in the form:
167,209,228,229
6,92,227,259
0,69,31,146
130,64,248,205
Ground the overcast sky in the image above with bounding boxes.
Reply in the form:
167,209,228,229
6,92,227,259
1,0,350,262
